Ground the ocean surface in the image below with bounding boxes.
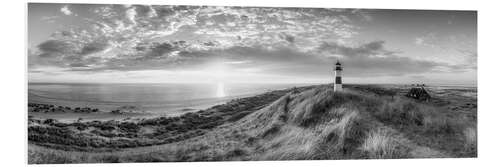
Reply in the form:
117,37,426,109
28,83,307,114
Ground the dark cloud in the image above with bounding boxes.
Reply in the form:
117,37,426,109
135,41,188,59
133,5,156,17
35,39,110,69
147,42,176,58
278,33,295,43
317,40,398,57
316,40,445,76
37,40,76,57
69,63,89,67
80,41,110,55
204,41,216,46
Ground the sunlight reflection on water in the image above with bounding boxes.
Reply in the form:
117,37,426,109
216,82,226,98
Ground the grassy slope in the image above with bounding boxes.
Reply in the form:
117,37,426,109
28,85,476,164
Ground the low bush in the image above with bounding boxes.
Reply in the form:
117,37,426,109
227,111,253,122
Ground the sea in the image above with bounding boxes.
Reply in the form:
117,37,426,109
28,83,308,114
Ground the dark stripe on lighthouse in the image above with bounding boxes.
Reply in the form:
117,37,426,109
335,76,342,84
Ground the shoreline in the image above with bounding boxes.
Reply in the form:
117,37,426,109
27,83,306,117
28,85,306,152
27,84,311,122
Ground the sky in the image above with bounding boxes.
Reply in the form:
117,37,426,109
28,3,477,85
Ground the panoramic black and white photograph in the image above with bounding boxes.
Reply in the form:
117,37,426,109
27,3,477,164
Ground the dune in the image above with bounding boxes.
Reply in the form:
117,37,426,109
28,85,476,164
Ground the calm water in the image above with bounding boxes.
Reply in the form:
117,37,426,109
28,83,306,113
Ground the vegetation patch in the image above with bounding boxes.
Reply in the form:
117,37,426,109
28,85,476,163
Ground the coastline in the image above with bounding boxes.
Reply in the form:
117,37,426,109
28,85,306,152
27,83,306,116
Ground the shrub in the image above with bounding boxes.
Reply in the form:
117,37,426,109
227,111,253,122
118,122,140,133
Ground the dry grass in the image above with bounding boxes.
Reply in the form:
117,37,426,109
361,128,401,159
313,109,368,159
370,94,476,157
28,85,476,164
463,127,477,152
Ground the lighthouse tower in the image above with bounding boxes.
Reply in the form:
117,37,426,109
334,60,343,92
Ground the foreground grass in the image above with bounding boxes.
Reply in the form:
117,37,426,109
361,128,402,159
28,85,476,164
371,95,476,157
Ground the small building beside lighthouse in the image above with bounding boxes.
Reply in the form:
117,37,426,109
334,60,343,92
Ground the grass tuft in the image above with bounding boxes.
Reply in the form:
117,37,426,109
463,127,477,153
361,128,405,159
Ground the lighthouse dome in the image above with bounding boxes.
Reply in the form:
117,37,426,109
336,61,341,65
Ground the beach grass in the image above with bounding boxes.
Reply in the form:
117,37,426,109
28,84,477,164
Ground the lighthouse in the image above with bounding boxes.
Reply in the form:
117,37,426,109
334,60,343,92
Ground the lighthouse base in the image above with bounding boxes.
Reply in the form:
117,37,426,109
334,84,343,92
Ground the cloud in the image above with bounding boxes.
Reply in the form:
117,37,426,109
69,62,89,67
278,33,295,43
414,33,438,48
41,16,60,23
37,40,77,57
133,5,157,18
34,39,113,70
314,40,453,76
30,5,473,80
80,41,111,55
317,40,397,58
415,37,424,45
140,41,186,59
458,50,477,69
125,6,137,25
32,35,467,80
60,5,73,16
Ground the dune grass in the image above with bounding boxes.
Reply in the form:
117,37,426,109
28,85,476,164
366,92,476,157
360,128,404,159
463,127,477,152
